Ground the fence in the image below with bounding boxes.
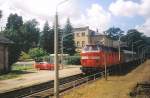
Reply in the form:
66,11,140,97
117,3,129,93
42,55,81,65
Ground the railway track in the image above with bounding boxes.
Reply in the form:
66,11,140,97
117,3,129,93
23,71,107,98
0,70,108,98
130,81,150,98
0,73,83,98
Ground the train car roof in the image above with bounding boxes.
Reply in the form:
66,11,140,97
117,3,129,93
122,50,136,54
96,44,118,52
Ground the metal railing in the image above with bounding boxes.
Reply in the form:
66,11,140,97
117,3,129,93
59,70,111,91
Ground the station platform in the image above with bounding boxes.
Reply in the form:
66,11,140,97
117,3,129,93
0,65,81,93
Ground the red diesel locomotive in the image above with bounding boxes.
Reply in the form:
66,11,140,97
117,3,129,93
80,44,134,73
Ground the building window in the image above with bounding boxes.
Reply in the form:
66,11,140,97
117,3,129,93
76,33,80,37
82,32,85,36
77,41,80,47
82,41,85,47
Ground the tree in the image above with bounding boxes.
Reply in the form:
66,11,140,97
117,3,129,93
63,18,76,55
21,19,40,52
3,14,40,66
0,10,2,19
6,13,23,30
28,48,48,60
3,13,23,66
40,21,54,53
105,27,124,40
122,29,145,51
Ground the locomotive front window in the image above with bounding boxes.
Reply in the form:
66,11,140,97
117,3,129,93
83,45,99,51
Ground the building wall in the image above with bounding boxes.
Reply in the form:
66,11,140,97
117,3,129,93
0,45,9,73
0,45,4,72
74,28,90,52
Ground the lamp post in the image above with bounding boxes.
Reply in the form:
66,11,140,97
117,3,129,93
118,35,124,62
54,1,70,98
142,47,147,60
132,40,142,58
54,10,59,98
137,45,145,58
118,35,125,74
104,35,107,80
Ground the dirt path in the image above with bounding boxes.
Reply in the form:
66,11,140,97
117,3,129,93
62,60,150,98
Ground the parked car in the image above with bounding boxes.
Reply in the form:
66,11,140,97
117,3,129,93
35,62,54,70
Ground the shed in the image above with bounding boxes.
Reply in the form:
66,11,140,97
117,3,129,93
0,35,13,73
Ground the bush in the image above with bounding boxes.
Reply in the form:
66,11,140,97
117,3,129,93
66,56,81,65
19,51,31,61
28,48,48,61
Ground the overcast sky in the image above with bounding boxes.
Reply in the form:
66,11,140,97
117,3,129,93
0,0,150,36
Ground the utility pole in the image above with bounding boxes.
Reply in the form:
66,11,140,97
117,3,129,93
132,40,142,60
54,1,70,98
54,11,59,98
104,35,107,80
61,33,64,69
132,42,134,58
118,37,121,62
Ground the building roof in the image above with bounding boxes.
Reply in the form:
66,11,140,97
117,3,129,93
73,26,89,31
0,35,13,45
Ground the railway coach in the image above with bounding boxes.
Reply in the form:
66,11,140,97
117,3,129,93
80,44,136,73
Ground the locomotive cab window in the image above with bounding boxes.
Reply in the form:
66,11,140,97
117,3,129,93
83,45,100,51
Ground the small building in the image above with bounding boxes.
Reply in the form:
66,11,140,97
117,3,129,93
73,26,113,52
0,35,13,73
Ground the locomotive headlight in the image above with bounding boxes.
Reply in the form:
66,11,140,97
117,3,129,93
81,56,88,59
81,56,100,59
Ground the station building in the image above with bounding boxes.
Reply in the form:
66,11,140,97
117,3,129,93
73,26,113,52
0,35,13,73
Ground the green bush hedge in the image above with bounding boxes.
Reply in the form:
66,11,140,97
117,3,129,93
19,51,31,61
66,56,81,65
28,48,48,61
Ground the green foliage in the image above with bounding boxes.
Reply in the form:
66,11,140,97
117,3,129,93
121,29,150,57
0,64,34,80
40,21,54,53
21,19,40,51
19,51,31,61
122,29,145,50
12,64,33,71
3,14,23,65
6,13,23,30
63,18,76,55
105,27,124,40
66,56,80,65
28,48,48,60
3,13,40,66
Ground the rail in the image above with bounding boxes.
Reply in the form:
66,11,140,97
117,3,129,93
24,70,111,98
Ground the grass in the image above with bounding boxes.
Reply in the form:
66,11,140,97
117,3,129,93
12,64,34,71
62,60,150,98
0,64,34,80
